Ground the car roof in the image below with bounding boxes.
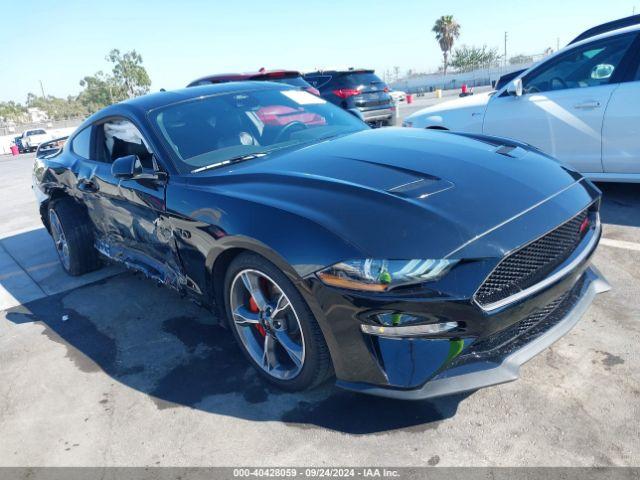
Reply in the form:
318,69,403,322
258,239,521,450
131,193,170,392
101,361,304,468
115,81,287,111
569,15,640,44
188,69,303,86
78,81,289,128
304,68,375,75
568,22,640,49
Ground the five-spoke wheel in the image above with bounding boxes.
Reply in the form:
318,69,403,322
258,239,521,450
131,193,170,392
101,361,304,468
49,209,71,271
224,252,332,391
230,269,306,380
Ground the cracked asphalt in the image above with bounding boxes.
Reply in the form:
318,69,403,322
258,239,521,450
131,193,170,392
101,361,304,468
0,123,638,466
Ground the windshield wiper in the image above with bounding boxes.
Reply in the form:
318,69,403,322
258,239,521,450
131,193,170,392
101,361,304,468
191,152,268,173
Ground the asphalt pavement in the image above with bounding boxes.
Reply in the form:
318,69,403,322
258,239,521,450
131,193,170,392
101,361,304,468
0,108,638,467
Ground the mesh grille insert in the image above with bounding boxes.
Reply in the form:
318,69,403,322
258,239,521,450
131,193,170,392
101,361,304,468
475,209,589,307
453,275,585,366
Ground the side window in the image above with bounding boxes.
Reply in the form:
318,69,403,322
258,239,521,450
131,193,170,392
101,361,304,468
101,119,154,169
71,127,92,159
523,34,636,94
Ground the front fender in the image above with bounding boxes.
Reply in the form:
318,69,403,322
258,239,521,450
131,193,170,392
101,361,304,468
166,181,364,299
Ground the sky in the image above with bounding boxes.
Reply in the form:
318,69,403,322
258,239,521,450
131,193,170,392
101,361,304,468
0,0,637,103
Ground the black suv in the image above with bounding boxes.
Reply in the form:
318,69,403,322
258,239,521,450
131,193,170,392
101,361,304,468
304,69,395,127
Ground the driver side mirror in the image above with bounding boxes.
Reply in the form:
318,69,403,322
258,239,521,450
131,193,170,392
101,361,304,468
506,78,523,97
111,154,143,179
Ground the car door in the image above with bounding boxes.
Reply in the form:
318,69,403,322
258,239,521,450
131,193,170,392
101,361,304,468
601,35,640,175
483,32,637,173
71,117,182,285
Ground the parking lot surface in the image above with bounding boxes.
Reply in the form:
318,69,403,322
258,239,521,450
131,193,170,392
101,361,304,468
1,110,639,466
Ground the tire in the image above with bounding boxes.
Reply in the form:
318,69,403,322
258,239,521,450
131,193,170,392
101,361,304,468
223,252,333,391
48,197,101,276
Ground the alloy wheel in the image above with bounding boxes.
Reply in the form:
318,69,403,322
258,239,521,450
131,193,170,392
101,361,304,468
229,269,306,380
49,209,71,270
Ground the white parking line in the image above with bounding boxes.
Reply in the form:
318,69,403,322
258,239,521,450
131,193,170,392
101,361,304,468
600,238,640,252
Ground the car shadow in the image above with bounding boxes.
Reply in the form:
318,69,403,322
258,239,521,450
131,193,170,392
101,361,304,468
5,272,467,435
596,182,640,228
0,227,121,309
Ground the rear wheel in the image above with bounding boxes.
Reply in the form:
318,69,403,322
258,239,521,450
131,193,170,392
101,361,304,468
48,198,101,276
224,252,332,391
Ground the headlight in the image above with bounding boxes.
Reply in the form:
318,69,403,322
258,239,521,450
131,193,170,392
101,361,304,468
316,259,458,292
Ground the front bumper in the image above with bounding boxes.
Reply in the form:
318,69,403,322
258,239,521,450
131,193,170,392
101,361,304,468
302,181,606,399
336,266,610,400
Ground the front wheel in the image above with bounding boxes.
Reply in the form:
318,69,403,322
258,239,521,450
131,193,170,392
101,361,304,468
224,252,332,391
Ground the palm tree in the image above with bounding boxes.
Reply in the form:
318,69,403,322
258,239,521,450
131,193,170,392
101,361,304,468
432,15,461,79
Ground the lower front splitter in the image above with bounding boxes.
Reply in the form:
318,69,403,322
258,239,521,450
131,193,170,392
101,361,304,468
336,266,611,400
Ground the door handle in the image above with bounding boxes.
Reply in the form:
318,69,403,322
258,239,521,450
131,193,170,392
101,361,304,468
77,178,99,193
573,101,600,110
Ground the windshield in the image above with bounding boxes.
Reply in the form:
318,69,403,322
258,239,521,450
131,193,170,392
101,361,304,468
341,72,386,88
150,87,368,173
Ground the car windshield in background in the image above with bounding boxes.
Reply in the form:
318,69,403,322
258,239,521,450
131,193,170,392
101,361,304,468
341,72,386,87
27,129,46,135
150,87,368,173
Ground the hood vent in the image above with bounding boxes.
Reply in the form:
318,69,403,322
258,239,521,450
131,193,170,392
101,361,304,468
387,177,454,200
495,144,527,158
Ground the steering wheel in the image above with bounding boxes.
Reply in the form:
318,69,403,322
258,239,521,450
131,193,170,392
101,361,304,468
273,121,307,143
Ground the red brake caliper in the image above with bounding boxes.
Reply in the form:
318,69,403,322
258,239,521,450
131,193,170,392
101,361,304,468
249,296,267,337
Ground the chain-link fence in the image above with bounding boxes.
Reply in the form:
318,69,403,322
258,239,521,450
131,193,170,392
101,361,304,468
390,52,551,94
0,117,85,137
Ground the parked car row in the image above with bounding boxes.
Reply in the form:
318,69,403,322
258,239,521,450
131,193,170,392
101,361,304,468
188,68,398,128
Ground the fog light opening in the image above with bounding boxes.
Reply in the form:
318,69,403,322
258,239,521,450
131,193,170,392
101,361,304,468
361,320,460,337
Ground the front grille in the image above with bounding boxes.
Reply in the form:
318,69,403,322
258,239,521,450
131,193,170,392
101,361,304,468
475,209,589,307
453,275,585,366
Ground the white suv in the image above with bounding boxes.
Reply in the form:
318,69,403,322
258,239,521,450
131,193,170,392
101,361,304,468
403,23,640,182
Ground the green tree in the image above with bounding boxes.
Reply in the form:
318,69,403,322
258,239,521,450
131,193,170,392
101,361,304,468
432,15,461,78
450,45,501,72
0,101,28,124
78,49,151,113
78,71,120,112
106,49,151,98
26,93,86,120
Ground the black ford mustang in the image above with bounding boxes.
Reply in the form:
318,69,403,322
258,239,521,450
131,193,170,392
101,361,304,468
33,82,609,399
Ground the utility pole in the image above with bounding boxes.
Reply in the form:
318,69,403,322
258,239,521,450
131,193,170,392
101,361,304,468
557,37,560,51
39,80,46,98
504,32,508,69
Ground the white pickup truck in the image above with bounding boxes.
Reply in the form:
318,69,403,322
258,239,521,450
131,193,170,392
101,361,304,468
21,129,53,152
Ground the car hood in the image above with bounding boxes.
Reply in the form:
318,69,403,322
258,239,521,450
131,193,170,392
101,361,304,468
189,128,584,259
406,91,492,122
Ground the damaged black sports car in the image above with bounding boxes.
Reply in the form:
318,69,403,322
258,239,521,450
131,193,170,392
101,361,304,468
33,82,609,399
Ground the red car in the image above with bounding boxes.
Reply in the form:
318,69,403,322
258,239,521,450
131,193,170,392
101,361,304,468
187,70,326,127
187,69,320,96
